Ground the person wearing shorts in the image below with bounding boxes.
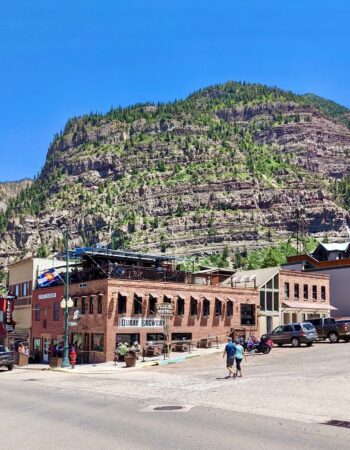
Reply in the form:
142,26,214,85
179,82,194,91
223,337,236,378
234,339,247,378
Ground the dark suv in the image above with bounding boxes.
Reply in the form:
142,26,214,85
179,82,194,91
263,322,318,347
0,345,14,371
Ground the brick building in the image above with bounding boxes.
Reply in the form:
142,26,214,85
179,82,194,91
32,277,259,363
222,267,333,336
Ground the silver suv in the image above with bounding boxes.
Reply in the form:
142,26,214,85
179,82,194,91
264,322,318,347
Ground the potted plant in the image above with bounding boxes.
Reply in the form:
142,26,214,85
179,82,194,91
124,349,137,367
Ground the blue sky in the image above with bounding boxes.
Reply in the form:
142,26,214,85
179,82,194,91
1,0,349,181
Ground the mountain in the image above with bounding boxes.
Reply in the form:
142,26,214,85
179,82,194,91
0,179,32,212
1,81,350,263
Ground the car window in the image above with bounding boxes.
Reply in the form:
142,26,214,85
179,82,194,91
308,319,321,326
302,323,315,331
283,325,294,332
294,324,302,331
273,326,283,333
324,318,335,325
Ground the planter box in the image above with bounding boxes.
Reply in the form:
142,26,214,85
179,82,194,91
124,355,137,368
49,357,63,368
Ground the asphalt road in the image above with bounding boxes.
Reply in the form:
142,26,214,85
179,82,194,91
0,342,349,449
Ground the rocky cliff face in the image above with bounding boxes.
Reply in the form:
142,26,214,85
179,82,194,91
1,82,350,262
0,179,32,212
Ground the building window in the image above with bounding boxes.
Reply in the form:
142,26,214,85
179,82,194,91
312,285,317,300
284,283,290,299
118,294,127,314
190,297,198,316
303,284,308,299
215,298,222,316
149,296,157,315
294,284,299,299
133,295,142,314
15,284,19,297
81,297,86,314
74,297,79,308
35,304,40,321
177,298,185,315
266,292,273,311
273,274,279,290
273,292,279,311
259,292,265,311
171,333,192,341
321,286,326,301
89,297,94,315
53,302,59,321
91,334,104,352
97,295,103,314
226,300,233,317
163,295,171,304
203,299,210,316
22,282,29,297
241,304,256,326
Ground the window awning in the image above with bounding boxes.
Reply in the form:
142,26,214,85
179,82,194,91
282,301,337,311
226,297,235,303
164,294,173,300
149,292,159,298
215,296,223,302
177,294,187,300
203,295,212,301
118,291,128,297
190,294,200,301
134,292,144,298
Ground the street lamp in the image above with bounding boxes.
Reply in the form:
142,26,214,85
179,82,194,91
49,225,71,368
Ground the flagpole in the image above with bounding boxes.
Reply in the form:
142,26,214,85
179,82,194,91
61,231,70,368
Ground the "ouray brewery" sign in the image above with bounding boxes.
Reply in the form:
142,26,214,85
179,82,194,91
118,317,165,328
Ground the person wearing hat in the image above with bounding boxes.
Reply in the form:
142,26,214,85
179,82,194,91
222,337,236,378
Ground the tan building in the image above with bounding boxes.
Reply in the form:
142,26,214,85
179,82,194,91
8,257,62,345
222,267,333,336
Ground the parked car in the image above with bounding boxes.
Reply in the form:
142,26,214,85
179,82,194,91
307,318,350,343
0,345,14,371
262,322,318,347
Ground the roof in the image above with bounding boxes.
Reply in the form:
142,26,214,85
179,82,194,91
221,266,280,288
67,247,180,263
282,301,337,311
316,242,350,252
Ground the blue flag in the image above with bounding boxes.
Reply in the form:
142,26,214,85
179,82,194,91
37,268,61,287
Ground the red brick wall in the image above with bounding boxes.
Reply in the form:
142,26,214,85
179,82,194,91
32,278,259,363
279,270,330,304
31,285,65,342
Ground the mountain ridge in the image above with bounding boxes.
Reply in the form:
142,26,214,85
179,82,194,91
1,81,350,264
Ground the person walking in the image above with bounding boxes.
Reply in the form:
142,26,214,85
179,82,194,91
222,337,236,378
234,338,247,378
69,344,77,369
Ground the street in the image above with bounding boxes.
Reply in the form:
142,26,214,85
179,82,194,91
0,342,349,449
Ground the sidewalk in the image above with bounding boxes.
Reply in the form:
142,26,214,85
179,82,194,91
15,344,225,375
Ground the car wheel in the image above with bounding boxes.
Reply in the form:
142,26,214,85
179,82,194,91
328,332,339,343
291,337,300,348
7,364,14,371
277,343,283,347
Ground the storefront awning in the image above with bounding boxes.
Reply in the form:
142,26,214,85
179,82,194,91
282,301,337,311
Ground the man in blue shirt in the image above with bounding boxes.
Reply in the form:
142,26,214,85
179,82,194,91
223,337,236,378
